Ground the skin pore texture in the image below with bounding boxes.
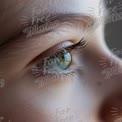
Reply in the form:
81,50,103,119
0,0,122,122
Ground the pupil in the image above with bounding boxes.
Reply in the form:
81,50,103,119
62,55,64,60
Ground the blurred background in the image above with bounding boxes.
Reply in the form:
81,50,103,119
105,0,122,58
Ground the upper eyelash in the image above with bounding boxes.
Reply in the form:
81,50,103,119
67,38,87,51
55,38,87,55
32,38,87,77
31,40,86,87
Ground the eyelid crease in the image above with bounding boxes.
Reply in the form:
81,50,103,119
54,38,87,57
28,38,86,71
33,38,86,66
65,38,87,53
46,38,86,59
10,14,95,42
31,39,86,81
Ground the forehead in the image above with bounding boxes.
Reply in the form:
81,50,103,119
1,0,102,12
0,0,104,43
32,0,102,15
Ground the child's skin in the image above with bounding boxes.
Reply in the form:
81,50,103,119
0,0,122,122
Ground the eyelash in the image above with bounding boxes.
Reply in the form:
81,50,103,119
32,38,87,87
65,38,87,53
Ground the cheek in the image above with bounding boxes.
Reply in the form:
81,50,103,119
0,77,51,122
0,66,103,122
0,74,83,122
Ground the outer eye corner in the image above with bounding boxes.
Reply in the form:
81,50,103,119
31,37,86,78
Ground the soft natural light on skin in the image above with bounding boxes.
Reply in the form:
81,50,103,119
0,0,122,122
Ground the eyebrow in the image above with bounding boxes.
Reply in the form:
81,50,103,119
12,13,97,40
0,14,97,67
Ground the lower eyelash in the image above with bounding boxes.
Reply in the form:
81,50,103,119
31,38,86,88
32,66,81,88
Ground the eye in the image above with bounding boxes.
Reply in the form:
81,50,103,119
32,49,72,76
55,49,72,70
32,38,87,79
43,49,72,73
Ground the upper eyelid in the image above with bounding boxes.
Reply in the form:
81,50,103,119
42,38,86,58
30,38,86,65
2,14,94,51
1,14,96,50
0,15,91,66
0,27,82,66
31,39,86,76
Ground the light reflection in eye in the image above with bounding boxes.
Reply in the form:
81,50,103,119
42,49,72,75
32,38,87,78
56,50,72,70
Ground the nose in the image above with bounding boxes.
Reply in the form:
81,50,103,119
98,49,122,122
80,40,122,122
99,92,122,122
85,42,122,122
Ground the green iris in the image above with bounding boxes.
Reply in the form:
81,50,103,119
42,50,72,73
56,50,72,70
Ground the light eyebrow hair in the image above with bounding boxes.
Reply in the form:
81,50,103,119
10,13,97,41
0,13,98,67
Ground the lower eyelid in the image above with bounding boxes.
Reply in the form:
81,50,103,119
31,49,83,77
32,69,79,88
31,63,82,88
30,39,85,86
